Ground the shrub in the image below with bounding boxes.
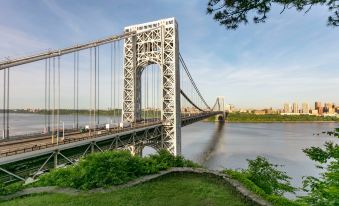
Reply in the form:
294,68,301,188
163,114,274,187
224,156,302,206
36,149,199,190
0,182,25,196
298,128,339,206
245,156,295,196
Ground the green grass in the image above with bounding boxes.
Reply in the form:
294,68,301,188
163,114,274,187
0,173,249,206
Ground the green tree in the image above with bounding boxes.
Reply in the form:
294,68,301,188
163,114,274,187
245,156,295,195
299,128,339,206
207,0,339,29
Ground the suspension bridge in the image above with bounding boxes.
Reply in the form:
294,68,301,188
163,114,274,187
0,18,225,184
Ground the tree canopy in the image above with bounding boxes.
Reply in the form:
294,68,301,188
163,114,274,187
207,0,339,29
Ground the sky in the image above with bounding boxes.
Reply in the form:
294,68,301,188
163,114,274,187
0,0,338,109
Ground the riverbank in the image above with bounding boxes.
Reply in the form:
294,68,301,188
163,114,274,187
207,113,339,123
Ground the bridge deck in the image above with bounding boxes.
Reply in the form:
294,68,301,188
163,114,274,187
0,121,161,159
0,112,221,162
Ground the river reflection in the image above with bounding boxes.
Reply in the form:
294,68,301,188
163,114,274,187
181,121,338,198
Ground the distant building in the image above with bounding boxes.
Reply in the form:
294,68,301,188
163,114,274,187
264,108,278,114
224,104,234,113
311,109,319,116
292,102,299,113
283,103,290,113
324,102,335,114
315,101,323,115
302,103,309,114
253,110,265,115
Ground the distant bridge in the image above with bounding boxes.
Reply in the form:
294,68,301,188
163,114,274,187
0,18,224,183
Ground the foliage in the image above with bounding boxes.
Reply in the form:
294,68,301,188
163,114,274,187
0,182,26,196
207,0,339,29
224,156,302,206
1,173,248,206
209,112,339,122
245,156,295,195
298,127,339,206
36,150,199,190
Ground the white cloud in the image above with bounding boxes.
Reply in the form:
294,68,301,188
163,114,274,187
0,25,51,60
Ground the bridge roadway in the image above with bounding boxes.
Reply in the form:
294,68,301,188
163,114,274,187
0,112,221,164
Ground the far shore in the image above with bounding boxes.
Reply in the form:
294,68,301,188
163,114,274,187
223,121,338,123
203,119,339,123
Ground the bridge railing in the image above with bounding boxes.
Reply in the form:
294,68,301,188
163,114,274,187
0,121,162,158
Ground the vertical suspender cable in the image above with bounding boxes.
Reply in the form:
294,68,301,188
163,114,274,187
6,68,9,138
73,52,76,128
98,46,100,126
145,69,147,123
152,65,155,119
52,57,55,143
57,55,60,144
44,59,47,133
3,69,6,139
48,58,51,133
89,48,92,136
113,42,116,123
94,46,96,135
110,43,113,122
113,43,116,123
76,51,79,129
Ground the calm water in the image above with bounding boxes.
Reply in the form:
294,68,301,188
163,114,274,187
180,121,338,198
2,113,338,198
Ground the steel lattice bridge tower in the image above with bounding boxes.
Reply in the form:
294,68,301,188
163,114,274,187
123,19,181,155
0,18,225,184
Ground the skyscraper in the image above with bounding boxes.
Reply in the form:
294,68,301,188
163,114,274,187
292,102,299,113
315,101,323,115
324,102,335,114
283,103,290,113
302,103,309,114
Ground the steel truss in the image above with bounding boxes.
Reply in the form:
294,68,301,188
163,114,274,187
0,125,162,183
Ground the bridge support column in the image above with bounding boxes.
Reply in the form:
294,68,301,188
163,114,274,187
122,18,181,156
91,142,95,153
53,150,58,168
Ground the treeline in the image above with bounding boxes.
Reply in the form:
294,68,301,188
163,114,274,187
226,113,339,122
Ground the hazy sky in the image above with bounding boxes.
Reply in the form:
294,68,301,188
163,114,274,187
0,0,338,109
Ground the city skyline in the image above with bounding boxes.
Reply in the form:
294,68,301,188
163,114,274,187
0,0,338,108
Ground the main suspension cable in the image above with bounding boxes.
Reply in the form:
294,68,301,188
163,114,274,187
179,54,210,110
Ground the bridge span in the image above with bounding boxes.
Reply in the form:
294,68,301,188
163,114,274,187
0,18,225,183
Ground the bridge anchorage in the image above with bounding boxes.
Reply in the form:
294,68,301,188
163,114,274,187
0,18,224,183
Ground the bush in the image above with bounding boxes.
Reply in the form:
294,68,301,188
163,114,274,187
298,128,339,206
0,182,25,196
224,156,302,206
245,156,295,196
36,149,199,190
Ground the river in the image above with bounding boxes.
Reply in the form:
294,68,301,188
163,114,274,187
180,121,338,198
1,113,338,198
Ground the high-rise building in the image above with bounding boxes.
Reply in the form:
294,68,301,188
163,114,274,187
292,102,299,113
283,103,290,113
315,101,323,115
324,102,335,114
302,103,309,114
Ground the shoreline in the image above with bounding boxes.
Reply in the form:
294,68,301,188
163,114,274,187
204,120,338,123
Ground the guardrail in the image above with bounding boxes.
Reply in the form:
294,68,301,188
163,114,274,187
0,112,221,158
0,121,162,158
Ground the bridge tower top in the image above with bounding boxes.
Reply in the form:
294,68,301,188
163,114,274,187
124,17,177,33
